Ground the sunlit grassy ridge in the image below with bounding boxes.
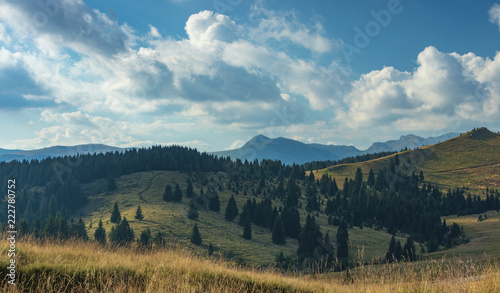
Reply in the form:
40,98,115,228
314,128,500,192
1,236,499,292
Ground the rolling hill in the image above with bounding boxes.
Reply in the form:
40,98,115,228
3,129,500,292
78,170,401,266
313,128,500,191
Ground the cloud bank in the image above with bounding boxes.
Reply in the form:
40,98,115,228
0,1,499,150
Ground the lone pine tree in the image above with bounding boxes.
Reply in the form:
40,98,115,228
163,184,173,201
208,189,221,212
190,224,202,245
187,200,199,220
94,219,106,245
110,203,121,224
224,195,239,221
134,205,144,220
208,243,214,256
173,184,183,202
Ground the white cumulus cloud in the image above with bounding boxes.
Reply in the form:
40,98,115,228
338,46,500,137
489,3,500,31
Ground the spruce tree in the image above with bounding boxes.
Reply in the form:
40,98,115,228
173,184,183,202
208,189,221,212
297,215,322,261
305,181,320,212
243,219,252,240
224,195,239,221
94,219,106,245
135,205,144,220
394,240,403,261
336,221,349,265
18,219,29,237
187,200,199,220
285,179,300,207
109,217,134,246
367,168,375,187
329,178,339,196
322,231,334,262
419,170,425,182
282,206,301,239
385,235,396,262
153,231,166,247
110,203,121,224
163,184,173,201
272,216,286,245
186,179,194,198
107,175,117,192
139,227,151,248
43,216,56,238
73,218,88,240
354,167,363,192
190,224,202,245
403,237,416,261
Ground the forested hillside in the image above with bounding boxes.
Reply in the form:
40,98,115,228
1,135,499,270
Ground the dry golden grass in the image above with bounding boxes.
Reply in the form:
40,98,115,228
1,236,499,292
313,129,500,192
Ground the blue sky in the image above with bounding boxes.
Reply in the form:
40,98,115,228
1,0,500,151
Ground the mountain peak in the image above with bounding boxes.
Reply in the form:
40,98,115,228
248,134,270,144
399,134,420,140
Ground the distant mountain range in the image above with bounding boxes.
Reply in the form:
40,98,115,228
0,144,127,162
0,132,459,164
212,132,459,165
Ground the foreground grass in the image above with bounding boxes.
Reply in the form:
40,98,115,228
1,236,499,292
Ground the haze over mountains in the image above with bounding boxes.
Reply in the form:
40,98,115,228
0,132,459,164
0,144,127,163
213,132,459,165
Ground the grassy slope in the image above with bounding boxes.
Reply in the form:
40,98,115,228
430,211,500,260
1,235,499,292
78,170,401,267
314,128,500,192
